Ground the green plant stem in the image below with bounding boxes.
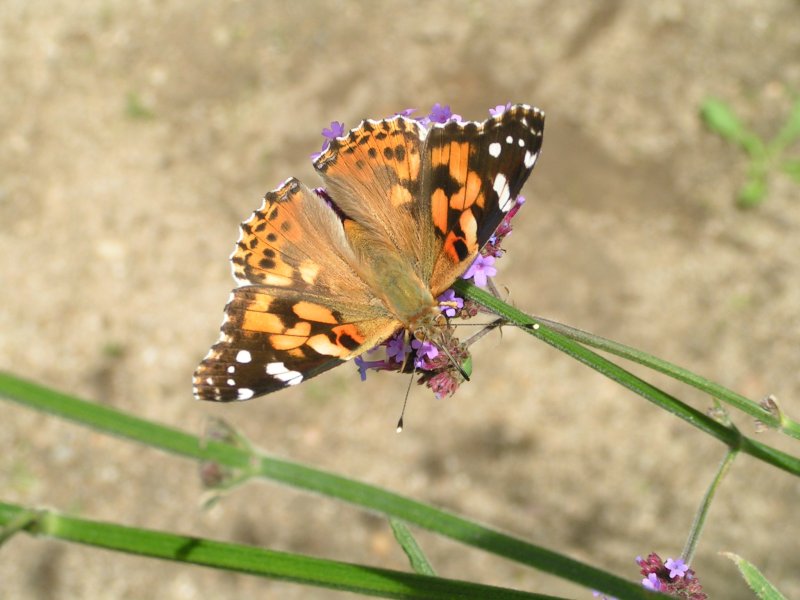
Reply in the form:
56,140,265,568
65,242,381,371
682,448,739,565
454,280,800,476
0,501,564,600
528,315,800,440
0,508,42,546
0,372,655,600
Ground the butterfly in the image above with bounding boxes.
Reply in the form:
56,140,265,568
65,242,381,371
193,104,544,402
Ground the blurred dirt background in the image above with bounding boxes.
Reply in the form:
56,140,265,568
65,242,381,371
2,1,800,598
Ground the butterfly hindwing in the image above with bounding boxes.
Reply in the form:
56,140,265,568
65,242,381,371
193,285,398,400
421,105,545,294
194,179,400,401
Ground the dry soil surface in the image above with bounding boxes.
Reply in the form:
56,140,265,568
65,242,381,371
2,2,799,599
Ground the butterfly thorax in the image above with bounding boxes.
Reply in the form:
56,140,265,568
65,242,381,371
358,241,438,327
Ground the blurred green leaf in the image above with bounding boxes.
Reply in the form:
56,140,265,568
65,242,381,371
737,174,768,207
721,553,787,600
700,98,763,155
780,158,800,182
125,92,155,120
770,98,800,152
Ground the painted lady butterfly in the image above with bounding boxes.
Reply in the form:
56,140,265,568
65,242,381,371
193,104,544,402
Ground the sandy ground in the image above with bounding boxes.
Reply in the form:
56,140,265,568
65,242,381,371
2,1,800,598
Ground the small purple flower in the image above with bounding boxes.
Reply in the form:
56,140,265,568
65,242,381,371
642,573,661,591
437,289,464,317
411,339,439,368
311,121,346,160
386,333,411,363
427,103,462,124
462,254,497,287
354,356,370,381
354,356,388,380
665,558,689,579
489,102,512,117
322,121,346,140
395,108,417,117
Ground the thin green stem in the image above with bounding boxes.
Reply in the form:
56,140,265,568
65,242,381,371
682,448,739,564
454,280,800,476
0,508,43,546
529,316,800,440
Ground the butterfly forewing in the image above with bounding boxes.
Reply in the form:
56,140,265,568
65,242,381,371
422,105,544,295
313,117,428,279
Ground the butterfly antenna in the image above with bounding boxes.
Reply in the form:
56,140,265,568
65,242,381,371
396,362,417,433
462,317,506,346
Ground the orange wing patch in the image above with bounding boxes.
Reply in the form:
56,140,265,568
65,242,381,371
313,116,428,277
293,301,337,324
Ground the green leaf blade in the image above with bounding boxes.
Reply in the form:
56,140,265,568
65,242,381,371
721,553,788,600
0,501,566,600
700,97,763,155
390,518,436,576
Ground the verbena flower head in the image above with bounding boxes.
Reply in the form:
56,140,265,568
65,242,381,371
411,339,439,368
312,103,529,398
427,103,462,124
310,120,346,160
462,254,497,287
636,553,706,599
489,102,513,117
386,332,411,363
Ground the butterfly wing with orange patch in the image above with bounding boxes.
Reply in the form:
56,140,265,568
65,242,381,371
193,178,400,401
421,105,545,294
313,115,429,280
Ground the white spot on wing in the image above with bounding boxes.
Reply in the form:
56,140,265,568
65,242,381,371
518,138,525,147
236,349,252,363
266,361,304,386
227,378,235,386
227,365,235,374
493,173,513,212
237,388,254,400
206,377,213,386
524,150,537,168
505,135,513,144
488,142,501,158
299,260,320,285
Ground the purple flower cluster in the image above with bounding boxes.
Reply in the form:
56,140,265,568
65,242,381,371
313,103,528,398
636,553,706,599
